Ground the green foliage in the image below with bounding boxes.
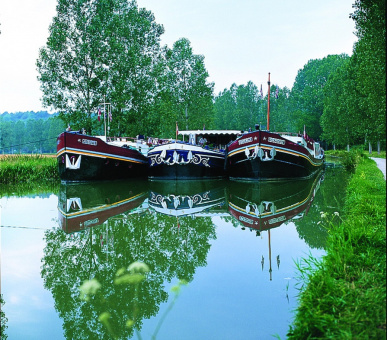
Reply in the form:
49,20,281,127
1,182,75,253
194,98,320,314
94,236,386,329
41,210,215,339
152,38,215,137
0,113,65,153
79,262,187,340
350,0,386,143
37,0,165,135
321,0,386,149
36,1,214,138
213,53,354,142
288,157,386,339
0,180,60,198
340,148,364,172
290,54,349,139
213,82,270,131
1,294,8,339
366,150,386,159
294,165,350,249
325,147,371,172
0,111,54,121
0,155,59,185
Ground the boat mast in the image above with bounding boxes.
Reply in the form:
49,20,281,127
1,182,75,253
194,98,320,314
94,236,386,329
267,72,270,131
99,96,111,140
104,97,107,139
268,229,272,281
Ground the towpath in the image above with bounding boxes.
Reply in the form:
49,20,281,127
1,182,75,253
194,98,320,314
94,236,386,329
370,157,386,180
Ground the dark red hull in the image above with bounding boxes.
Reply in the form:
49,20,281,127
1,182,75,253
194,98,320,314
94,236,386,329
227,130,324,181
57,131,148,181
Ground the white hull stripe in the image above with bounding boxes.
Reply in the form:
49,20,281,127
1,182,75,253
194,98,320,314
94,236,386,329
59,193,146,218
148,151,225,160
228,144,322,166
229,195,308,217
57,147,147,164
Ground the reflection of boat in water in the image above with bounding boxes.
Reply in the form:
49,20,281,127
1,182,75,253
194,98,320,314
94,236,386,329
148,180,227,217
227,169,324,231
228,170,324,281
58,180,148,233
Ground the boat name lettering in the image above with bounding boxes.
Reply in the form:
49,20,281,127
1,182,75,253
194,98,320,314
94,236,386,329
268,137,285,145
82,139,97,146
84,218,99,227
239,216,253,224
268,215,286,224
238,137,252,145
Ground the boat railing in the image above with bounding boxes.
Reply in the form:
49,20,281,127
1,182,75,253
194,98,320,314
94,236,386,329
185,140,227,153
106,136,138,143
277,131,302,137
148,139,226,153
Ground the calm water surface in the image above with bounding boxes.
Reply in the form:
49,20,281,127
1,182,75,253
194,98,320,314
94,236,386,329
1,164,348,340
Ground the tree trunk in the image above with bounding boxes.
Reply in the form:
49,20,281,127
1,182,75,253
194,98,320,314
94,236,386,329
347,144,350,152
185,106,188,130
377,141,380,154
369,142,372,154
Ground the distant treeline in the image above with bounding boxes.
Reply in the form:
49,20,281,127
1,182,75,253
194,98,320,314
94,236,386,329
0,111,65,154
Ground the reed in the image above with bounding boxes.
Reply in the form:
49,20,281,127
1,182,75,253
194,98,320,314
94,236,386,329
0,154,59,185
288,156,386,339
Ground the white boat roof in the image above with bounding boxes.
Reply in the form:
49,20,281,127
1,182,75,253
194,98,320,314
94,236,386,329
281,135,303,143
178,130,242,136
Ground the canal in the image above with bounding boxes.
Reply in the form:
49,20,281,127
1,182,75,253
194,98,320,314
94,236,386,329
1,162,348,340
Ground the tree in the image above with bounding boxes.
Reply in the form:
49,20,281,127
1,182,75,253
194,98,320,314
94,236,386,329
290,54,349,139
268,85,294,133
160,38,214,134
350,0,386,150
13,121,25,153
25,119,42,152
213,84,239,130
37,0,164,136
213,82,267,131
102,3,165,137
0,120,13,153
234,81,263,131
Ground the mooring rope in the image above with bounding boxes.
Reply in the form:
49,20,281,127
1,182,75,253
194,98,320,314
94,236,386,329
0,225,57,230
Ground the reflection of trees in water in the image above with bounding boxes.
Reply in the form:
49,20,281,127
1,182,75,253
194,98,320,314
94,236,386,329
41,210,216,339
294,166,349,249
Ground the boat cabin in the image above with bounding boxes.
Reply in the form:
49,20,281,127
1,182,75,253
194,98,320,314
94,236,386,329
178,130,242,152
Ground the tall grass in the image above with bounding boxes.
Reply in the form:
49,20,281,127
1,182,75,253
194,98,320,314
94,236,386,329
325,148,386,160
288,157,386,339
0,154,59,185
325,148,365,172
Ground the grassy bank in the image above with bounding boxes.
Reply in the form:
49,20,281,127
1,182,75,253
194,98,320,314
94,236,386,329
288,155,386,339
325,149,386,159
0,154,59,185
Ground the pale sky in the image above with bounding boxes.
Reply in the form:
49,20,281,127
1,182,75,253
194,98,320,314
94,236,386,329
0,0,357,113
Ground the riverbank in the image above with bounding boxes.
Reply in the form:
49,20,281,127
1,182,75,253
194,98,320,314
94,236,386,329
0,154,58,185
288,155,386,339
